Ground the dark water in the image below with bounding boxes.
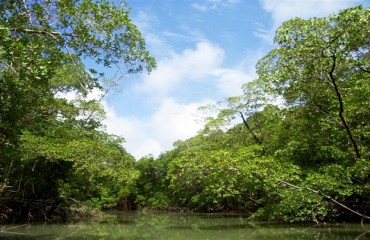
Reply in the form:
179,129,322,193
0,212,369,239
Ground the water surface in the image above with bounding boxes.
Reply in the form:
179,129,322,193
0,212,369,239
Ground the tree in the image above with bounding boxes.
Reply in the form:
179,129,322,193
146,6,370,222
134,156,170,209
0,0,155,223
255,5,370,221
0,0,155,148
257,6,369,161
201,80,284,154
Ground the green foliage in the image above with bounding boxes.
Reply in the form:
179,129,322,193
134,156,170,208
166,131,300,212
0,0,155,223
132,6,370,223
2,1,367,223
257,5,369,161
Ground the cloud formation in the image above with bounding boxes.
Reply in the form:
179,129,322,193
150,97,213,150
213,69,255,96
102,1,366,159
103,37,260,158
103,97,213,158
101,37,260,158
136,41,224,98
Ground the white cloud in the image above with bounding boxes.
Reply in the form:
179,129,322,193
136,40,261,99
213,69,254,96
213,49,262,96
90,36,263,159
253,24,274,44
133,10,159,34
102,97,214,159
56,88,212,158
101,5,268,159
150,97,212,149
162,31,195,42
191,3,209,12
191,0,240,12
101,40,264,159
105,115,163,158
103,104,150,158
136,41,224,97
104,108,143,139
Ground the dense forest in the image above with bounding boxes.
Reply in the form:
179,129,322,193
0,0,155,223
1,1,369,223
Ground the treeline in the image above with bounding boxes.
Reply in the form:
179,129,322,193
0,1,369,224
134,6,370,222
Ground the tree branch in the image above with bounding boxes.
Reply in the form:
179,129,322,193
0,27,77,39
278,180,370,220
239,112,263,145
22,0,33,24
325,54,361,159
358,65,370,74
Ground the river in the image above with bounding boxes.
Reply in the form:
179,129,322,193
0,212,368,239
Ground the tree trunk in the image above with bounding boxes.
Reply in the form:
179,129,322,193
326,54,361,159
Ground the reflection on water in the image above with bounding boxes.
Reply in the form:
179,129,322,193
0,212,369,240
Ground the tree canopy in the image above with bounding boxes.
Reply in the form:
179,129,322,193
0,0,155,223
1,2,369,224
132,6,370,222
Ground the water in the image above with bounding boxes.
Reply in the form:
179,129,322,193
0,212,369,239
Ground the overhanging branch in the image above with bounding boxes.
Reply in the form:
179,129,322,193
279,180,370,220
325,54,361,159
239,111,263,145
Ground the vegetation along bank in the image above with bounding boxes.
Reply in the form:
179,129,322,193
0,1,369,223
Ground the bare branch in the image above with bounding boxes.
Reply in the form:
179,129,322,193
325,54,361,159
239,111,263,145
0,27,77,39
358,65,370,74
279,180,370,220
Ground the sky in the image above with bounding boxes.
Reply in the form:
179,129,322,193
98,0,368,159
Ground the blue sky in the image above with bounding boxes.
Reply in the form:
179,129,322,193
99,0,367,159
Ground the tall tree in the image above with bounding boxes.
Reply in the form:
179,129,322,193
255,5,370,221
257,6,369,161
0,0,155,222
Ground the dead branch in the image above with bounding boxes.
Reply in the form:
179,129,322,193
278,180,370,220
